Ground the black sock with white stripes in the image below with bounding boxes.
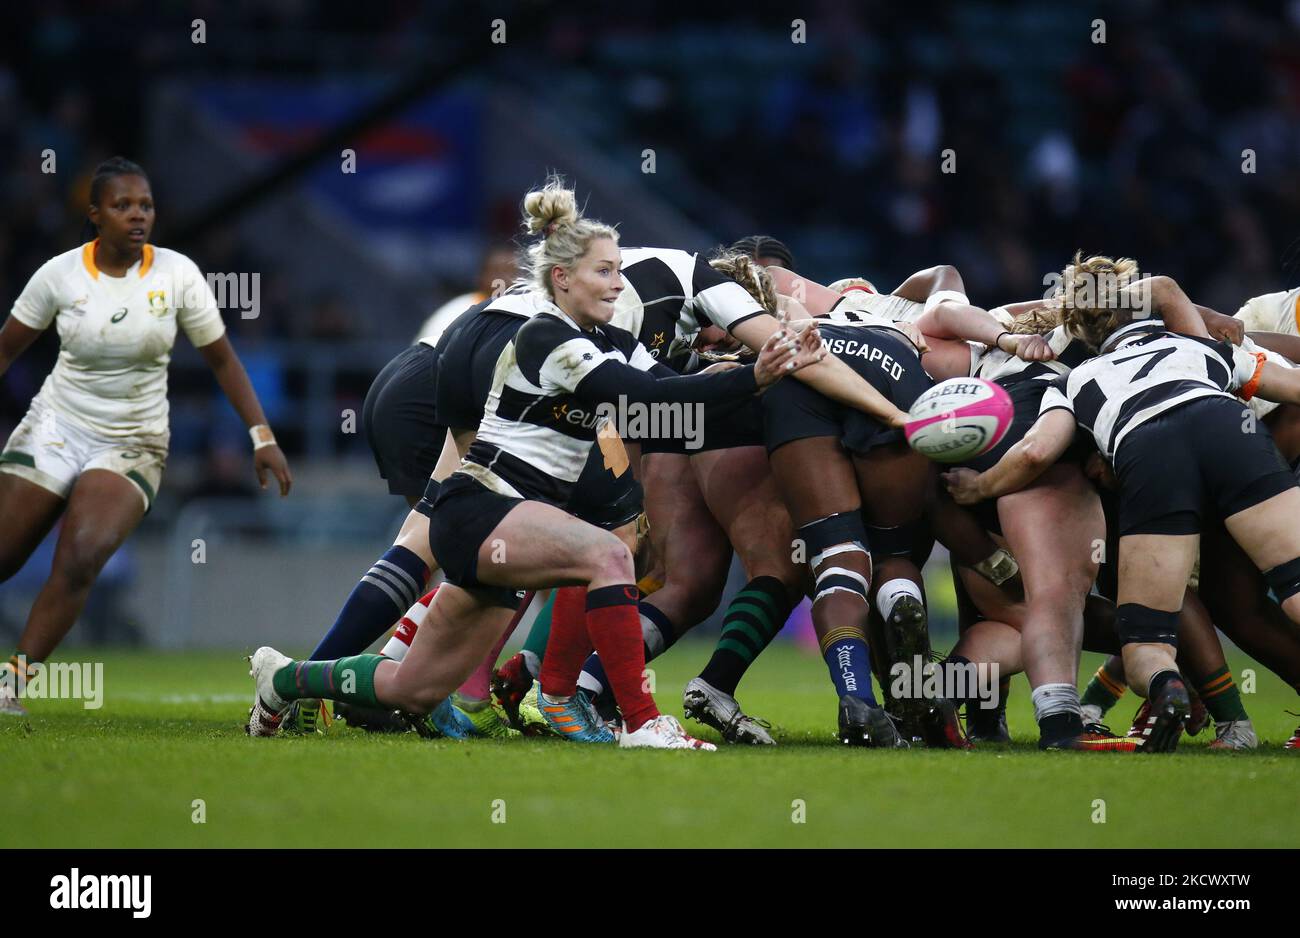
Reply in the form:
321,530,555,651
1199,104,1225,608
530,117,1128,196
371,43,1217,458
309,546,429,659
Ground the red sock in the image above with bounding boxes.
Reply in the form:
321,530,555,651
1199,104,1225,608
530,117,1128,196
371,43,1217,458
538,586,592,698
585,584,659,731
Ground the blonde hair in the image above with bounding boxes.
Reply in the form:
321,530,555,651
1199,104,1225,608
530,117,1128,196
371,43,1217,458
1008,304,1063,336
1051,251,1141,350
707,251,779,315
521,177,619,298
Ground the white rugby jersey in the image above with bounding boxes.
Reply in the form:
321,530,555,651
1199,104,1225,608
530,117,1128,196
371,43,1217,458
613,247,766,365
417,289,487,347
461,307,658,504
1039,322,1264,462
830,288,925,324
9,242,226,438
1235,287,1300,337
973,325,1092,385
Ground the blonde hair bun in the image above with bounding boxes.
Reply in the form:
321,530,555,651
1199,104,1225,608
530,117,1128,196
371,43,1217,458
522,177,580,237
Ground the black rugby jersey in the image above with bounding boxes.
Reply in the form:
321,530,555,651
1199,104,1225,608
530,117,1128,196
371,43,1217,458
462,309,658,503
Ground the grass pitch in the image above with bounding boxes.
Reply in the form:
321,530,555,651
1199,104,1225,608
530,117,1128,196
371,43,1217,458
5,644,1298,848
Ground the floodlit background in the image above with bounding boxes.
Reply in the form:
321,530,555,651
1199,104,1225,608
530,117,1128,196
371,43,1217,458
3,0,1299,650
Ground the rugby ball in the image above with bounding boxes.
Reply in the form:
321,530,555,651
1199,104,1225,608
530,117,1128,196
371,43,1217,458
904,378,1013,463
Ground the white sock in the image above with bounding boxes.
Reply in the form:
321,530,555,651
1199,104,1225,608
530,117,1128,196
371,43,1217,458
876,578,923,621
380,625,414,662
1031,682,1081,723
521,649,540,679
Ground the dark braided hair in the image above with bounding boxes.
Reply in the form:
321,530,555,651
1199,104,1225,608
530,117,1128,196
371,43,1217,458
729,235,796,272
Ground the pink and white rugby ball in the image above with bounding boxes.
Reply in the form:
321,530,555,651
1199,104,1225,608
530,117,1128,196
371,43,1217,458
905,378,1014,464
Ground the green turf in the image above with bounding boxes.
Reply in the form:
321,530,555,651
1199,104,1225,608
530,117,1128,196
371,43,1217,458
4,644,1297,848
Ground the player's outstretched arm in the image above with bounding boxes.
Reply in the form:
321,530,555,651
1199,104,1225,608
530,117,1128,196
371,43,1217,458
197,334,293,496
1254,360,1300,407
1122,275,1211,340
0,316,43,382
729,313,910,428
1248,331,1300,363
943,409,1077,504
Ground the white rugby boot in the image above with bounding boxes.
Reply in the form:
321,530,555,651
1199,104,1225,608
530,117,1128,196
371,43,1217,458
1206,719,1258,751
619,714,716,751
245,647,292,737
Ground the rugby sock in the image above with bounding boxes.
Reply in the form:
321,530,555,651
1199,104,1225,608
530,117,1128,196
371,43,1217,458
379,589,438,662
2,654,36,693
1194,666,1249,722
577,602,678,698
1032,682,1083,741
538,586,592,699
876,578,924,621
457,610,518,702
521,591,556,679
273,655,384,708
1080,664,1127,714
697,576,792,696
310,547,429,659
584,584,659,731
820,628,877,704
1146,668,1180,701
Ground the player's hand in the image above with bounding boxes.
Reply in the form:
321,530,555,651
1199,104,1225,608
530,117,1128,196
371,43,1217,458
942,468,984,505
255,445,293,496
700,360,742,374
754,327,824,387
900,322,930,354
1002,332,1055,362
1204,311,1244,345
886,406,910,430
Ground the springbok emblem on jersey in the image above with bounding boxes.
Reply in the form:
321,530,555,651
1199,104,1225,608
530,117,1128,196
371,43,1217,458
147,290,168,317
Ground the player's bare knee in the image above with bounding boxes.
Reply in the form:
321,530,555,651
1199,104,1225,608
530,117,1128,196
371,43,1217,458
588,534,634,583
53,540,116,592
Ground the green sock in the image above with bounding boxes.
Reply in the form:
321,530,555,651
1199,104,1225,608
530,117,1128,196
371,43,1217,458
272,655,384,708
697,576,791,696
521,592,555,674
1195,666,1248,722
1080,664,1125,713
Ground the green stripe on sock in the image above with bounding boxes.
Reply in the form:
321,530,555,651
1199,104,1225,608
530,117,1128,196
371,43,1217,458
522,592,555,661
733,588,780,614
716,637,757,662
726,601,778,631
272,655,384,708
1081,672,1122,711
721,618,769,651
1197,667,1248,722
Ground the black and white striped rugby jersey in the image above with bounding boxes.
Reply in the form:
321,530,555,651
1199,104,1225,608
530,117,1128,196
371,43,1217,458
1038,321,1265,462
611,247,768,367
461,308,658,504
973,324,1092,385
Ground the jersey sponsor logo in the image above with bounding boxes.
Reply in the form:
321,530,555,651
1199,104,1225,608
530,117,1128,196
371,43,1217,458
826,336,904,379
550,402,604,431
110,307,129,323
